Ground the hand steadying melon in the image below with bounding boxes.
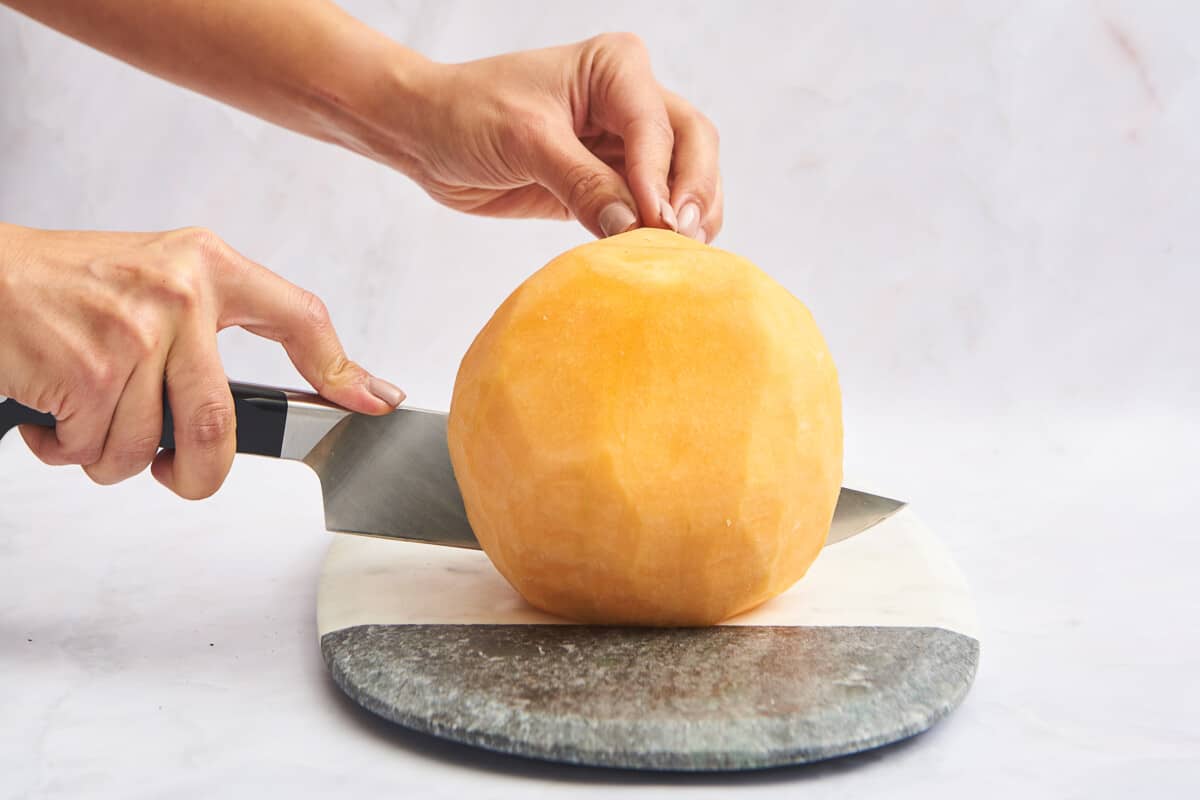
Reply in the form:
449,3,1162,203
448,228,842,626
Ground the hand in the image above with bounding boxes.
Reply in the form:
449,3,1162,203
397,33,723,242
0,6,721,241
0,224,404,499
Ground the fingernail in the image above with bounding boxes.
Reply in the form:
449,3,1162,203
659,198,678,232
695,226,709,244
598,203,638,237
677,202,701,238
368,376,406,407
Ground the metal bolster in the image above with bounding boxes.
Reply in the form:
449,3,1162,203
279,391,353,461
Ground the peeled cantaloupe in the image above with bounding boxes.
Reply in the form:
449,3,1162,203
447,228,842,626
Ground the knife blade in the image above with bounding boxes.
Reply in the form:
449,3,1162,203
0,383,906,547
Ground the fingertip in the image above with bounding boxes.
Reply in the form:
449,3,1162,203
367,376,406,410
525,132,640,239
598,203,638,238
347,387,402,416
613,112,675,229
676,201,702,240
658,198,679,232
673,190,721,243
152,449,224,500
663,91,721,243
151,450,174,490
82,464,119,487
313,376,404,416
623,180,670,233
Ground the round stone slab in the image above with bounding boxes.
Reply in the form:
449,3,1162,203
317,508,979,771
323,624,977,770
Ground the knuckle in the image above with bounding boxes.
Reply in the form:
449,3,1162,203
155,253,209,309
114,314,162,356
108,434,161,474
320,354,357,389
85,442,154,486
160,271,204,310
625,116,674,157
102,257,148,288
173,226,225,259
79,356,119,395
296,289,332,330
644,116,675,151
561,162,610,212
165,226,227,298
184,396,235,449
598,31,646,54
131,323,162,356
63,443,104,467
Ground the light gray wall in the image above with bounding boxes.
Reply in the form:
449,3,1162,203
2,0,1195,455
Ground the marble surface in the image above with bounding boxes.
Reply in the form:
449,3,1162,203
317,509,979,769
1,1,1198,797
322,624,979,770
317,507,980,637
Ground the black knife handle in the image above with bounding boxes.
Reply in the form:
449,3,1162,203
0,381,289,458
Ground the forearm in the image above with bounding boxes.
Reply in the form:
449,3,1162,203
2,0,431,169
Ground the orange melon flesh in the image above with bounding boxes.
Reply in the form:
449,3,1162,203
447,228,843,626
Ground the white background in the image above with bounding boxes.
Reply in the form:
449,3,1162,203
1,1,1197,798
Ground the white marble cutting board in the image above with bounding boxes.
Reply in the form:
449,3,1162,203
317,507,980,770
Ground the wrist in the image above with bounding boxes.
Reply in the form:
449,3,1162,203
301,32,445,176
372,46,449,174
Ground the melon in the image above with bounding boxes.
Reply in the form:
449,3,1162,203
447,228,842,626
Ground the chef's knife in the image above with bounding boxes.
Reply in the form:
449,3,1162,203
0,382,905,548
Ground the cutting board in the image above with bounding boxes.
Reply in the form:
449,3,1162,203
317,507,979,771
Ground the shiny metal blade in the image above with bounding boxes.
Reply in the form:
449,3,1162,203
826,487,907,545
301,406,905,549
303,407,479,548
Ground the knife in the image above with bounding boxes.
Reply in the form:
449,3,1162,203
0,381,905,548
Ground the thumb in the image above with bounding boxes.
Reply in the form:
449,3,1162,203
529,129,640,238
216,255,404,415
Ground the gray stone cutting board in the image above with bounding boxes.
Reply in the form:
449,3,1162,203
317,507,979,771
